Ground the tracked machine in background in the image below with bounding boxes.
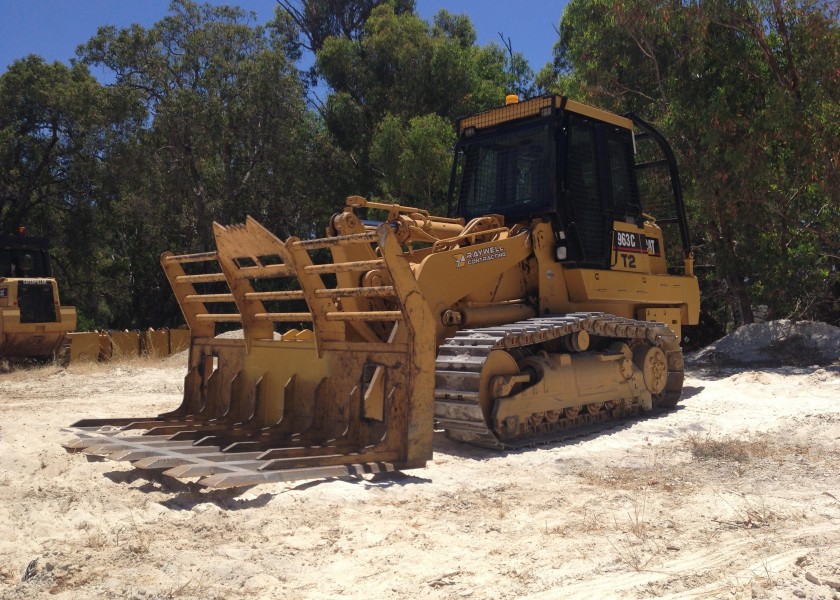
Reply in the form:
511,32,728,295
65,95,699,488
1,230,76,360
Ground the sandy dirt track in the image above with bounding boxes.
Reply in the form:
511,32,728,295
1,330,840,599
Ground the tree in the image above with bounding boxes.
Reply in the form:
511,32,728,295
0,57,114,233
497,34,537,100
277,0,416,52
77,0,349,327
370,113,455,211
0,56,142,325
315,4,525,207
542,0,840,326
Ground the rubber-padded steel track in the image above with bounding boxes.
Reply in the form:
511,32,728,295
433,312,684,449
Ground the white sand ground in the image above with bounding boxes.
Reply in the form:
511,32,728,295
1,321,839,600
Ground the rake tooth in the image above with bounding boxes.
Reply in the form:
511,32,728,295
118,436,184,445
197,468,327,489
133,456,193,470
112,449,168,462
197,451,265,463
109,444,219,462
164,459,267,479
168,425,244,441
83,443,130,455
355,462,396,475
64,432,176,451
62,437,99,450
135,450,264,471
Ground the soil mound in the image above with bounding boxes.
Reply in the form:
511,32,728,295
688,319,840,367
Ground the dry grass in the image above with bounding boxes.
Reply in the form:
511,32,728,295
68,352,176,372
622,494,650,540
72,514,153,556
81,527,108,550
684,431,832,468
576,447,694,493
685,433,774,463
544,506,605,536
164,576,208,599
0,359,64,380
603,492,665,572
1,345,184,375
714,490,781,529
115,513,152,555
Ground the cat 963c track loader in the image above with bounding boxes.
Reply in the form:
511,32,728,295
65,95,699,488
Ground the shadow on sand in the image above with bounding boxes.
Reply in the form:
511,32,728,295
93,395,705,506
101,463,432,509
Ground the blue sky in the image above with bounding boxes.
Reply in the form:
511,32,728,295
0,1,566,79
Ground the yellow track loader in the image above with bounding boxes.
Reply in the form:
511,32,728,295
1,230,76,360
65,95,699,488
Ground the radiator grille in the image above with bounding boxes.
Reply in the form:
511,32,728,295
18,282,57,323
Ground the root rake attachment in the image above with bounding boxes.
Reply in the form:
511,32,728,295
64,217,435,488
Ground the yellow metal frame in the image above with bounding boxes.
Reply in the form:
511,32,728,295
458,95,634,133
0,278,76,358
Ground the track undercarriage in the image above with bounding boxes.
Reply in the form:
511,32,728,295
435,313,683,449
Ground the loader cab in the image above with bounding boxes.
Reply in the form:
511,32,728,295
0,233,54,278
449,95,690,270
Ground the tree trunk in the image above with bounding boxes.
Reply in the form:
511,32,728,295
725,272,754,326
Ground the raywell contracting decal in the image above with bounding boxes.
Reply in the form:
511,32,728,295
454,245,507,268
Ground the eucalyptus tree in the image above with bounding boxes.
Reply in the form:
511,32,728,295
0,57,114,235
315,4,530,210
0,56,143,325
277,0,416,52
78,0,349,326
540,0,839,325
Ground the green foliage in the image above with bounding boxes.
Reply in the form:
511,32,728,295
370,112,455,211
316,4,525,207
547,0,840,325
278,0,416,52
72,0,353,327
0,55,144,324
0,57,111,233
3,0,530,330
